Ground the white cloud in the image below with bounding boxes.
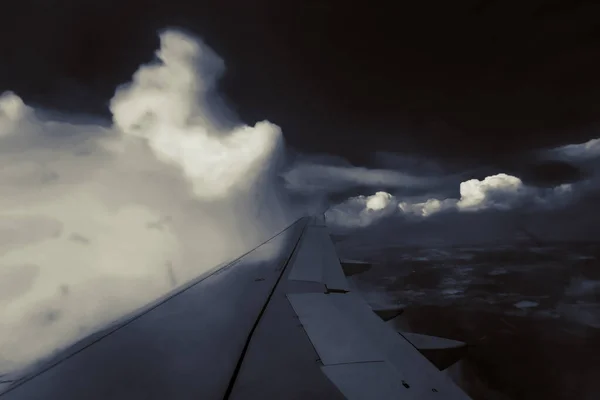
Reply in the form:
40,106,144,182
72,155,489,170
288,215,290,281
327,173,579,229
456,173,526,211
395,173,532,219
0,92,32,126
365,191,394,211
110,30,284,199
0,29,291,372
398,198,457,217
326,191,398,228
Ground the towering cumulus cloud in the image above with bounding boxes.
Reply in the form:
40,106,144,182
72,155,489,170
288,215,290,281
0,30,290,372
110,30,284,199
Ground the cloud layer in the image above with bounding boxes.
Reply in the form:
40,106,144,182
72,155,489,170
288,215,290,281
327,170,584,232
0,30,291,372
318,135,600,237
283,163,438,195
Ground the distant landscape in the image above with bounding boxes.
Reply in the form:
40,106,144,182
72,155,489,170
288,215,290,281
336,237,600,400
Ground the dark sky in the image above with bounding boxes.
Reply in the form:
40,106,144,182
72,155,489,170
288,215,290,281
2,0,600,171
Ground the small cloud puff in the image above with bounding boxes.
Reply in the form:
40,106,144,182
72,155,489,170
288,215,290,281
326,191,398,229
0,92,31,122
398,198,457,217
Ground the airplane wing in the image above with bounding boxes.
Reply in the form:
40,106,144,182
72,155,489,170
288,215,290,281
0,216,472,399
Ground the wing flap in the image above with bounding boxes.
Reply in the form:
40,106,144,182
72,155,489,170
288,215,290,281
401,333,466,350
339,259,373,276
322,362,413,400
280,216,472,399
286,293,382,365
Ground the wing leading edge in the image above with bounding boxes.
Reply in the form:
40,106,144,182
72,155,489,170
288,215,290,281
0,218,308,399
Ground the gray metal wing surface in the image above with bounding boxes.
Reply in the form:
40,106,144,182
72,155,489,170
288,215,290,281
0,216,472,399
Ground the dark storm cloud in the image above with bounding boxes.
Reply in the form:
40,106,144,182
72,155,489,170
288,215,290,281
518,160,589,187
282,163,440,195
280,150,474,210
548,138,600,165
3,0,600,167
371,152,448,176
